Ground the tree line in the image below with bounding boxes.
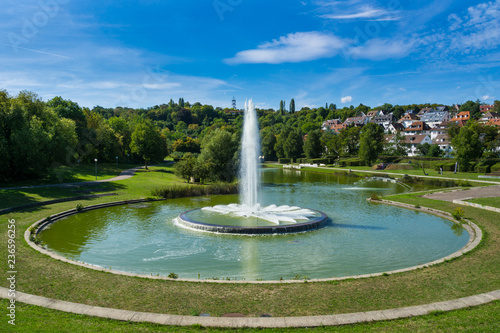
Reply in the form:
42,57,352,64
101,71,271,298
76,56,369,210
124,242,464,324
1,89,499,182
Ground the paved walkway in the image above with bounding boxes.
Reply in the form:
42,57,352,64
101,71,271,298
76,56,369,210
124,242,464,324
1,288,498,328
0,167,143,191
423,185,500,202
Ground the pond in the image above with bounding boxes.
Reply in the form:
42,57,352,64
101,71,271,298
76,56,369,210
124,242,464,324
39,168,469,281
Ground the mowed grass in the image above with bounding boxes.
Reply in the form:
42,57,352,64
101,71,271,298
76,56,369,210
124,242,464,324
0,163,139,188
466,197,500,209
4,298,499,332
0,164,183,210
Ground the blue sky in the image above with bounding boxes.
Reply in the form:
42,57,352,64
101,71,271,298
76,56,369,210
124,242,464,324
1,0,499,110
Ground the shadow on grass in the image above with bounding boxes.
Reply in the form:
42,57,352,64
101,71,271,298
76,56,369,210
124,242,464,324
0,183,126,212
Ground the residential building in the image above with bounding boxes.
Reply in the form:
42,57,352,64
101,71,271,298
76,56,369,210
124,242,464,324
322,119,343,133
450,111,470,125
405,135,433,156
480,105,495,113
404,121,431,135
371,114,395,132
387,122,405,134
480,112,499,123
343,116,368,128
398,113,419,127
418,107,433,117
419,110,450,128
432,134,453,158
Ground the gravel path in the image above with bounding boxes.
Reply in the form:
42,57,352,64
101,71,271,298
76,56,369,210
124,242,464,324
423,185,500,202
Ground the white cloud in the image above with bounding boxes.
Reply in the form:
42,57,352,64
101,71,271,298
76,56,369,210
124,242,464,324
322,6,398,21
224,31,349,65
349,38,415,60
341,95,352,103
482,95,494,100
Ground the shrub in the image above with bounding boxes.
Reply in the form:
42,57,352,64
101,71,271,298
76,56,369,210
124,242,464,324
167,272,178,279
491,163,500,172
278,158,291,164
76,203,84,212
452,207,465,220
370,193,380,201
151,183,239,199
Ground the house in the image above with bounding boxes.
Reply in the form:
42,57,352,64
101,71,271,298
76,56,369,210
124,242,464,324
343,116,368,128
419,110,450,128
480,112,499,123
398,113,419,127
429,125,449,140
480,105,495,113
405,134,433,156
404,121,431,135
322,119,343,132
450,111,470,125
418,107,433,117
387,122,405,134
371,114,396,132
487,118,500,128
404,109,419,116
435,105,449,112
366,110,384,120
432,134,453,158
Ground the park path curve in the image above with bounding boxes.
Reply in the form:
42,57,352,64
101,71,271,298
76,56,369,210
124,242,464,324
423,185,500,202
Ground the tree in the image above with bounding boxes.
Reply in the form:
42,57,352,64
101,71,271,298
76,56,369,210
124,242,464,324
172,137,201,153
303,130,322,159
261,131,277,161
198,128,238,182
451,123,483,171
290,98,295,114
385,131,407,156
279,100,285,115
359,123,384,165
416,143,442,157
339,126,361,156
178,97,185,107
130,120,169,168
459,100,481,119
494,100,500,113
283,131,303,161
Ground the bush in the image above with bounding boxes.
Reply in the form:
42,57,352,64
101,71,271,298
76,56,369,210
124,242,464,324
76,203,84,212
278,158,291,164
491,163,500,172
151,183,239,199
167,272,178,279
338,158,365,167
452,207,465,220
370,193,380,201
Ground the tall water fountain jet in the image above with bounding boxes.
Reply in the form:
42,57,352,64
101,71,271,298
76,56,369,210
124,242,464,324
240,99,260,209
177,99,328,234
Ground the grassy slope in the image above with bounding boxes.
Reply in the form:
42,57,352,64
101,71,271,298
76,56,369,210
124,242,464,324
466,197,500,209
1,166,499,330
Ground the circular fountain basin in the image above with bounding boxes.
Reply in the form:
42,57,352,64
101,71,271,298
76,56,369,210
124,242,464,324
178,207,329,235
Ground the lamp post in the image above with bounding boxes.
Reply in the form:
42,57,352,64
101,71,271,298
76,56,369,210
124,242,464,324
94,158,98,181
116,156,118,169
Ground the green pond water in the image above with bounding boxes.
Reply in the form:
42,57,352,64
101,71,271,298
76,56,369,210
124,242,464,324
39,168,469,281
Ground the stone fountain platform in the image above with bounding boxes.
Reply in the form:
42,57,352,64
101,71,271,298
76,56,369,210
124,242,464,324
177,208,329,235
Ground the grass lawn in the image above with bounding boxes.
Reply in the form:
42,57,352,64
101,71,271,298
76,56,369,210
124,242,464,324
1,166,499,330
466,197,500,209
0,163,139,188
4,299,499,332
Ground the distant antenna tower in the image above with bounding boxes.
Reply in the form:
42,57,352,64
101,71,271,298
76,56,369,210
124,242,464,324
232,96,236,109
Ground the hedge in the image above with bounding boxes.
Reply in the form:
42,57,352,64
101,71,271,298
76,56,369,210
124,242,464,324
278,158,292,164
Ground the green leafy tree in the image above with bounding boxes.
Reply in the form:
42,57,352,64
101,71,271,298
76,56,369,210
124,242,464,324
290,98,295,114
283,131,303,161
459,100,481,119
339,126,361,156
172,137,201,153
261,131,277,161
303,130,323,159
130,120,169,169
385,131,407,156
198,128,238,182
359,123,384,165
451,123,483,171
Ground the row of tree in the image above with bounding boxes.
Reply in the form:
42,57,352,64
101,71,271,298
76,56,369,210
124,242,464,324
1,89,499,181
